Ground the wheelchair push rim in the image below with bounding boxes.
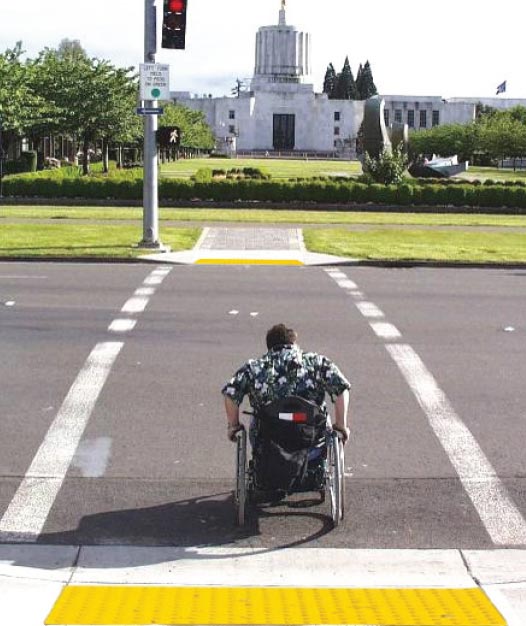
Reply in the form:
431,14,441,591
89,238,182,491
235,427,248,526
327,431,345,526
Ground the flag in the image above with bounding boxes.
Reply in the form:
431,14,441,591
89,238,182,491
279,412,307,423
496,81,507,95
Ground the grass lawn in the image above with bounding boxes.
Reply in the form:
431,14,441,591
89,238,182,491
0,224,200,258
2,205,526,263
160,157,362,179
304,228,526,263
3,205,526,227
160,159,526,183
458,166,526,182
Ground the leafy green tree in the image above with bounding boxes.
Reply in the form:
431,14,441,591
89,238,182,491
323,63,337,97
30,49,140,174
409,123,480,163
159,103,214,150
475,102,497,121
479,116,526,166
0,42,51,153
334,57,357,100
508,105,526,125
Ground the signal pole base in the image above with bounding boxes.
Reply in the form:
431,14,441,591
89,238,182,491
135,241,172,253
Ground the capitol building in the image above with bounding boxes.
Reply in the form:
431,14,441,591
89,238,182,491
174,2,526,157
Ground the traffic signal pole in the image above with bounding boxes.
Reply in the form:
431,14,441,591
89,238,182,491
139,0,164,249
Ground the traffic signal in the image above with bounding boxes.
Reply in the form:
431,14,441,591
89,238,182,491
162,0,188,50
157,126,182,146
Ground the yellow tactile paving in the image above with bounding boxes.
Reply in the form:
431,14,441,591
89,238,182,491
195,258,304,265
45,585,506,625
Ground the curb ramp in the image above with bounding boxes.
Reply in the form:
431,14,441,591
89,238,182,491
139,248,354,267
2,546,525,625
139,227,354,266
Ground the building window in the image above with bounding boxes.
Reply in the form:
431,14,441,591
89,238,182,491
229,125,236,134
229,110,235,119
432,110,440,126
334,126,340,136
334,140,338,148
394,109,402,123
419,110,427,128
384,109,390,127
407,109,415,128
334,111,340,121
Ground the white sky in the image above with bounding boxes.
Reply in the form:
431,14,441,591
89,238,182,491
1,0,525,100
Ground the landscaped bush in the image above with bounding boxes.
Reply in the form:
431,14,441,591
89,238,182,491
396,184,414,206
3,169,526,212
20,151,38,172
204,166,270,180
193,167,213,182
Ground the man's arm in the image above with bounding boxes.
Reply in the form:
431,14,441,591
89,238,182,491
224,396,243,441
333,389,350,444
225,395,240,428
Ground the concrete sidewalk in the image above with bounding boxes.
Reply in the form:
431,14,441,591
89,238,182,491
140,227,354,265
2,545,525,625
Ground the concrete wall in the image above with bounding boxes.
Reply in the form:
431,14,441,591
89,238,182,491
176,91,526,152
178,90,364,153
381,95,476,130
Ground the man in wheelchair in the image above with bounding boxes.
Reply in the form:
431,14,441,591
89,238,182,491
222,324,350,496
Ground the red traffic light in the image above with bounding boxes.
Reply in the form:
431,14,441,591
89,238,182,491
163,0,188,48
168,0,185,12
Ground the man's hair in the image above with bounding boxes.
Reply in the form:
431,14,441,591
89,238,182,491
266,324,298,349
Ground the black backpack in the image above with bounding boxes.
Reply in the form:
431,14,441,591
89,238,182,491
253,396,327,493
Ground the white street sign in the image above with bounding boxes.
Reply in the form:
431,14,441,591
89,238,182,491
140,64,170,101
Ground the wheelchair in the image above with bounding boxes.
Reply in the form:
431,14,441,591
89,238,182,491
234,396,345,527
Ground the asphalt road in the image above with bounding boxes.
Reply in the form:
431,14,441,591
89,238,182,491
1,262,525,550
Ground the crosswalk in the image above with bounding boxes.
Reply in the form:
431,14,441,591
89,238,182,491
2,254,526,624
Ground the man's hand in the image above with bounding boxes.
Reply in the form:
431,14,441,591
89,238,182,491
333,424,350,445
227,423,244,442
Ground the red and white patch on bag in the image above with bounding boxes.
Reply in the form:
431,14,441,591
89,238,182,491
279,412,307,423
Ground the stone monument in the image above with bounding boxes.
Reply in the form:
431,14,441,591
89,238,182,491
362,96,392,159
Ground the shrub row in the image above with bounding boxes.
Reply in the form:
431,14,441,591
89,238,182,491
4,175,526,211
410,176,526,188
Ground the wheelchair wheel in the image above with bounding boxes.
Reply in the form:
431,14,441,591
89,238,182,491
235,427,248,526
327,431,345,526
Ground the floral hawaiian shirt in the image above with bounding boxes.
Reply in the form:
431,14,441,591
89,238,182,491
222,344,351,414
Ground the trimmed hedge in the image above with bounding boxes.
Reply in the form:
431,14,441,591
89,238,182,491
4,172,526,212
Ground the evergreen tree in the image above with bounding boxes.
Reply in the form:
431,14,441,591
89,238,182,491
358,60,378,99
231,78,246,98
355,63,364,99
323,63,337,97
334,56,357,100
56,39,87,62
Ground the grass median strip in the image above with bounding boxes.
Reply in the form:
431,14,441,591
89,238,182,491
2,215,526,263
0,224,200,258
4,205,526,227
304,228,526,263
